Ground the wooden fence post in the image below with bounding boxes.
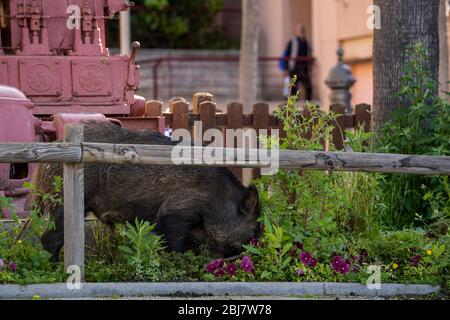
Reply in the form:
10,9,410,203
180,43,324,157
144,100,163,117
193,92,213,114
63,124,85,281
199,101,216,137
355,104,372,132
251,103,269,182
171,100,190,131
330,104,346,150
227,102,244,181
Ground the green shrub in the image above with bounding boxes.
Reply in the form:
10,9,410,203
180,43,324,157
377,43,450,229
0,192,63,285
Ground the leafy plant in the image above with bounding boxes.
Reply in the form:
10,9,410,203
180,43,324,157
243,216,293,280
377,43,450,229
258,80,378,243
0,193,61,284
117,218,165,281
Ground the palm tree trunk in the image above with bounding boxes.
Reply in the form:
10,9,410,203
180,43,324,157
373,0,440,130
239,0,261,113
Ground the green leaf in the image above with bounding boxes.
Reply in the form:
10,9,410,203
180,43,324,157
243,245,262,256
281,243,293,256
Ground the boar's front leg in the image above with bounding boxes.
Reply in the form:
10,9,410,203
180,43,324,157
156,200,202,253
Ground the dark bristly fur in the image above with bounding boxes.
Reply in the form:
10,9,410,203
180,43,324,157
34,122,261,262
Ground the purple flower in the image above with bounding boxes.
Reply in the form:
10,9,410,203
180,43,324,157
225,263,238,276
240,256,254,273
411,255,421,267
0,258,5,269
331,256,350,275
332,256,343,268
299,252,311,264
9,261,16,273
214,268,225,278
299,252,318,268
206,259,224,274
295,269,304,276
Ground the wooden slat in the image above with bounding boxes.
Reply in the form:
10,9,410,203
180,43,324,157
171,101,189,131
252,103,270,180
355,104,372,132
144,100,163,117
169,97,188,113
301,107,312,140
164,113,277,129
227,102,244,181
330,104,346,150
192,92,213,114
199,101,216,142
227,102,244,130
63,125,85,281
269,115,280,127
215,114,228,126
252,103,270,130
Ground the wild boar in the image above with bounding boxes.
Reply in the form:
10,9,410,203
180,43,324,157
33,122,261,262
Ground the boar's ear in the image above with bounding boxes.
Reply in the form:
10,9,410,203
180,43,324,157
240,185,260,218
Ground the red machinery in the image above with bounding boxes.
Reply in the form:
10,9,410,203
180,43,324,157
0,0,165,217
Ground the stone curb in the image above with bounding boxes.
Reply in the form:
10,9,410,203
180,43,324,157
0,282,440,299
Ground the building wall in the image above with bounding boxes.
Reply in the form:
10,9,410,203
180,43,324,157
311,0,339,108
259,0,374,108
312,0,374,108
350,62,373,105
337,0,374,109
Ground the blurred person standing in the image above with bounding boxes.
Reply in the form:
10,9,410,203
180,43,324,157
280,24,312,100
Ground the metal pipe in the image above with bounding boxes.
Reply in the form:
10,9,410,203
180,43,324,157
119,10,131,55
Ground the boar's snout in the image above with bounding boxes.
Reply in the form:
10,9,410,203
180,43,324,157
223,245,245,258
209,185,261,258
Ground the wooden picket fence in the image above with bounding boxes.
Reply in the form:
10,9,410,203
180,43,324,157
145,97,372,150
143,93,372,181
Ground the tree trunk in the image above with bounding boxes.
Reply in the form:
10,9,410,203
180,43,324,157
373,0,440,130
439,0,449,97
239,0,261,113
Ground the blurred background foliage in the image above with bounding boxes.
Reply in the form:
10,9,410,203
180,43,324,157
107,0,235,49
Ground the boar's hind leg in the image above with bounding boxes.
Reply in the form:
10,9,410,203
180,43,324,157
41,205,64,262
156,203,201,253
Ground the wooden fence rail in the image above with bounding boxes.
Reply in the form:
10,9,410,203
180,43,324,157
1,142,450,175
1,124,449,279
